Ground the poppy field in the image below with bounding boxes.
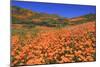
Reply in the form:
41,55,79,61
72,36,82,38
11,21,96,66
11,2,96,66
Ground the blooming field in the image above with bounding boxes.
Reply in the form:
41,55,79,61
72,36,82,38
11,21,96,66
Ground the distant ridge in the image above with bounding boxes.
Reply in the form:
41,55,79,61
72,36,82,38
12,6,96,26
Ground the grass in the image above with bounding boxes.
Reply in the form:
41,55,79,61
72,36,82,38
12,27,40,37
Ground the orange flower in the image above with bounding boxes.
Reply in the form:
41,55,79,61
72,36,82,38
11,21,96,65
75,50,82,56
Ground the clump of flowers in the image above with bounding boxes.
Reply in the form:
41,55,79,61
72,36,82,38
11,22,96,66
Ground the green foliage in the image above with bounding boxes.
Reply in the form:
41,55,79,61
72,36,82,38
72,56,80,62
12,27,39,37
45,59,58,64
23,24,36,28
84,14,96,21
42,18,69,28
12,17,22,24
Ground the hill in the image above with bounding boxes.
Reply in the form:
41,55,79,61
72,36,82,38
12,6,96,27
